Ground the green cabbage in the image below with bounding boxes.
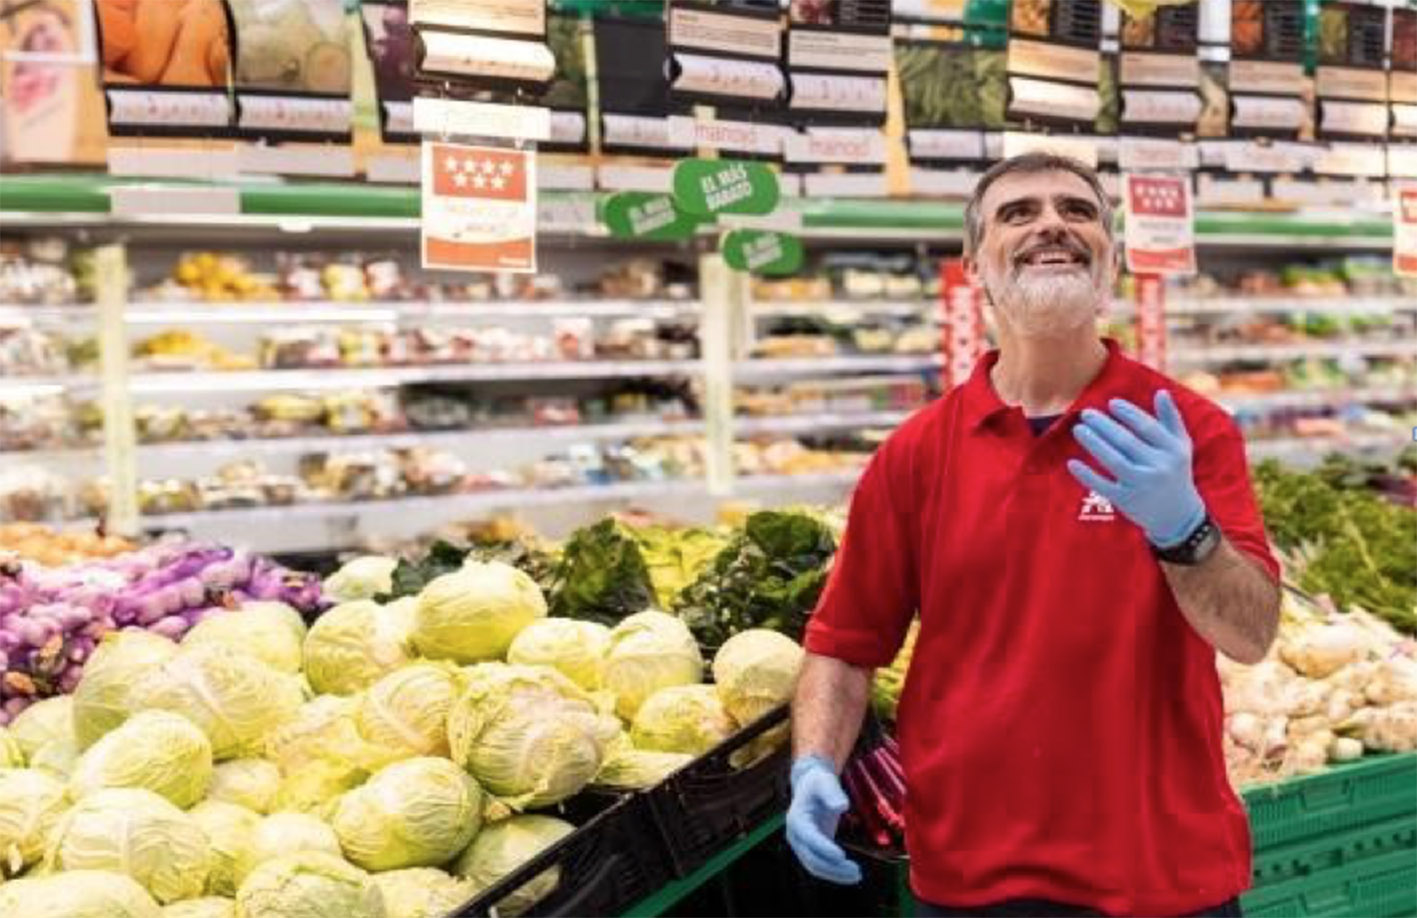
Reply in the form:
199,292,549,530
8,695,73,761
303,600,416,696
355,663,457,764
592,744,691,789
602,611,704,721
451,815,574,917
237,813,342,884
72,630,179,749
631,685,736,756
506,618,612,690
447,664,620,811
264,697,374,814
183,603,307,675
412,561,547,663
27,735,78,779
207,759,282,815
0,727,23,767
323,556,398,603
47,787,212,904
0,870,161,918
271,763,369,819
711,629,804,726
234,851,385,918
190,800,262,897
0,767,68,876
70,710,213,808
331,757,483,871
369,868,476,918
163,898,236,918
140,646,302,761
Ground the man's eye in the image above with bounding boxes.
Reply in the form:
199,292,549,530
1064,203,1097,220
1001,208,1030,223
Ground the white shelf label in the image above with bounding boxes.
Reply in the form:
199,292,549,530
412,96,551,141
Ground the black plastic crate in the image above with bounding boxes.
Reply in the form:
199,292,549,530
644,705,792,878
450,790,673,917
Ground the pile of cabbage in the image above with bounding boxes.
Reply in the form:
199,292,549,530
0,554,805,918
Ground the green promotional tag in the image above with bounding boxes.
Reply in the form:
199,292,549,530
673,159,780,218
721,229,804,276
599,192,702,241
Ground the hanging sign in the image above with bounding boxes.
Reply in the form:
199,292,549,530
421,141,536,273
1133,274,1166,371
721,229,804,276
1396,187,1417,278
1122,173,1195,276
940,258,984,388
600,192,703,241
672,159,781,218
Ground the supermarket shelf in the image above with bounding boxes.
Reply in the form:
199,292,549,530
736,354,942,379
1170,340,1417,364
1245,432,1405,461
141,471,862,529
736,410,912,435
0,376,89,395
1167,296,1417,317
0,300,699,325
750,300,933,318
127,359,704,393
1218,387,1417,413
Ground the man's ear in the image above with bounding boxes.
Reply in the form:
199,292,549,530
963,254,981,286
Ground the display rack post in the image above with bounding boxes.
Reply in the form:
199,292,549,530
95,242,139,537
699,252,742,497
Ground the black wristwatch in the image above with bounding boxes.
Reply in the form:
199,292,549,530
1151,514,1221,566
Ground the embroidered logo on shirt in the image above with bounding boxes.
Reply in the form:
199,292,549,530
1078,491,1116,522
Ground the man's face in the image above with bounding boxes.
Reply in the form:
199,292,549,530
966,169,1115,339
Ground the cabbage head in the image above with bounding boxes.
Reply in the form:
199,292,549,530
27,735,78,779
184,603,307,675
451,814,574,917
264,696,374,814
70,710,213,808
711,629,804,726
507,618,612,691
593,744,691,790
190,800,261,897
8,695,73,761
234,851,385,918
0,728,23,767
447,664,620,811
0,767,68,876
411,561,546,663
163,898,236,918
331,757,482,871
0,870,161,918
370,868,476,918
323,556,398,603
207,759,281,815
303,599,416,696
631,684,736,756
236,812,342,884
139,646,302,761
272,763,370,819
355,664,457,765
47,787,211,903
72,630,179,749
602,611,703,721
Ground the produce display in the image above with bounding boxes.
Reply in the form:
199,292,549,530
0,516,808,917
752,315,938,359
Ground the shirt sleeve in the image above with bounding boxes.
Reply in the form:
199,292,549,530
1192,414,1281,583
803,441,920,668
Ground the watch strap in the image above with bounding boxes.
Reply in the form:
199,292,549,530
1152,514,1220,565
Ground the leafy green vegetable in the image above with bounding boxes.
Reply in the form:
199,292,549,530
380,540,558,601
633,526,730,609
547,520,657,625
1255,460,1417,635
674,511,837,649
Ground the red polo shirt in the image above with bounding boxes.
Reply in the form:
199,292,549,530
805,340,1279,917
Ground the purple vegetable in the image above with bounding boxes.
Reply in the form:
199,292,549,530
149,616,190,640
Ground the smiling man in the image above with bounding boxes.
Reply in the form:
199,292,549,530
785,153,1282,918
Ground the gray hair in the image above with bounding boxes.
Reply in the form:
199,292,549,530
963,153,1115,255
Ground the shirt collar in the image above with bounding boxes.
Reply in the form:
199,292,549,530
960,338,1130,433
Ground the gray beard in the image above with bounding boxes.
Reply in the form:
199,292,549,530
984,264,1106,339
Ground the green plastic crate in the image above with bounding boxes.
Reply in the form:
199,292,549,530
1242,754,1417,852
1241,847,1417,918
1251,819,1417,888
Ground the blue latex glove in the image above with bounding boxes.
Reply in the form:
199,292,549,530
1066,390,1206,548
785,754,862,885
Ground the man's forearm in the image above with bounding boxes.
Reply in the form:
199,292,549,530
792,652,873,770
1162,536,1280,665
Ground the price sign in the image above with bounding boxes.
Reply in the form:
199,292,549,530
421,141,536,273
1134,274,1167,371
1123,173,1197,277
940,258,985,387
673,158,780,218
1395,186,1417,278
